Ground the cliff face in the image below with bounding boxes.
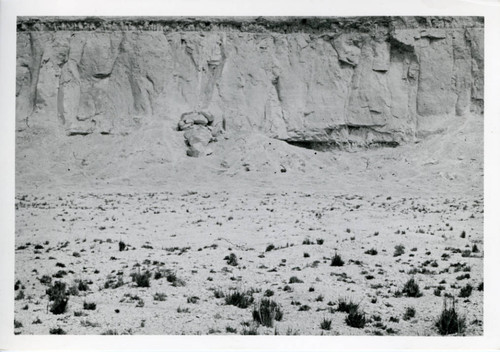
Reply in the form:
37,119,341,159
16,16,483,146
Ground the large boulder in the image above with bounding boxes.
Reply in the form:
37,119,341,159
184,125,213,157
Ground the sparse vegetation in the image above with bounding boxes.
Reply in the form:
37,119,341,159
435,298,466,335
224,253,238,266
459,284,473,298
252,299,283,327
49,327,66,335
320,318,332,330
394,245,405,257
83,301,97,310
289,276,303,284
330,253,344,267
225,290,254,309
401,277,423,297
403,307,416,321
131,269,151,288
46,281,69,315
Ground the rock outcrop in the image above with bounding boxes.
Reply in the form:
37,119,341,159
16,16,483,148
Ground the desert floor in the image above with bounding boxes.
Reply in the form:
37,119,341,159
14,115,484,335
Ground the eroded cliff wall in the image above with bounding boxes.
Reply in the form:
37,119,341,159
16,16,483,146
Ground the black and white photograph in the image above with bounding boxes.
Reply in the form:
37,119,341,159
1,0,500,350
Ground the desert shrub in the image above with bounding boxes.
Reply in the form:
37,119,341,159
177,307,190,313
303,252,310,258
153,292,167,301
225,326,237,333
49,327,66,335
316,238,324,245
477,282,484,291
435,298,466,335
265,244,275,252
394,245,405,257
101,329,119,335
131,270,151,288
46,281,69,315
289,276,303,284
403,306,416,321
83,301,97,310
32,317,42,324
459,284,473,298
119,241,126,251
77,280,90,291
364,248,378,255
472,244,479,253
264,289,274,297
337,297,359,313
241,326,258,335
460,231,466,238
166,271,185,287
402,277,423,297
224,253,238,266
283,285,292,292
298,305,310,311
434,287,443,296
302,238,313,245
187,296,200,304
320,318,332,330
14,320,23,329
345,309,366,328
330,253,344,267
15,290,25,300
252,299,283,327
225,290,254,309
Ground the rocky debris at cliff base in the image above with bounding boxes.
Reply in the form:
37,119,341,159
178,111,224,157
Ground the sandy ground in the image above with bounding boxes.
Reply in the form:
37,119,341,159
13,114,484,335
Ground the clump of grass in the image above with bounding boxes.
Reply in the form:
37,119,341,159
187,296,200,304
153,292,167,301
241,326,258,335
316,238,324,245
477,282,484,291
264,289,274,297
252,299,283,327
345,308,366,328
320,318,332,330
39,275,52,285
49,327,66,335
14,320,23,329
289,276,303,284
46,281,69,315
165,271,185,287
265,244,275,252
460,231,466,239
224,253,238,266
435,298,466,335
303,252,310,258
472,244,479,253
394,245,405,257
401,277,423,297
459,283,473,298
330,253,344,267
15,290,25,300
337,297,359,313
403,306,416,321
364,248,378,255
225,326,237,333
131,270,151,288
118,241,126,251
83,301,97,310
302,238,313,245
225,290,254,309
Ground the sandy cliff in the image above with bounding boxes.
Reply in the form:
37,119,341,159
16,17,483,146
